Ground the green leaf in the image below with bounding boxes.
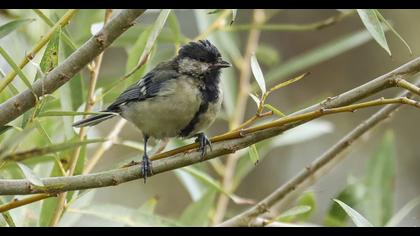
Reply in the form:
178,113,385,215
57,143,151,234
125,9,171,81
167,11,182,44
0,198,16,227
138,197,158,214
295,191,316,221
251,54,266,94
386,196,420,227
39,27,60,74
248,144,259,165
0,125,14,135
0,18,34,39
256,43,280,67
264,28,388,87
125,27,152,84
174,169,207,201
0,46,32,90
333,199,374,227
179,189,216,226
68,204,182,226
374,10,412,55
363,130,396,226
276,205,312,222
1,138,107,162
16,162,44,186
356,9,391,56
324,177,366,227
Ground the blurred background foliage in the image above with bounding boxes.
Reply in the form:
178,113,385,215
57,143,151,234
0,9,419,227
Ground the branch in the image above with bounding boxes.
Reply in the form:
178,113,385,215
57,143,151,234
1,56,420,196
218,78,420,227
0,9,146,127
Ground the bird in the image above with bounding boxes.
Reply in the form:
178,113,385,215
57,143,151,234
72,40,231,183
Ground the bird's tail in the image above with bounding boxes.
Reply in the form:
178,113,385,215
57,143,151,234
72,112,117,128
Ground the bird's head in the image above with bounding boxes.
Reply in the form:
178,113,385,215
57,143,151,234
176,40,230,78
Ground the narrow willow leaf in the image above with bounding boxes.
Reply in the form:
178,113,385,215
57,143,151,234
0,198,16,227
0,18,34,39
0,46,32,90
363,130,396,226
16,162,44,186
324,177,366,227
138,197,158,214
264,28,388,87
386,196,420,227
374,10,412,55
167,11,181,44
357,9,391,56
179,189,216,226
268,72,310,94
334,199,374,227
125,27,152,84
125,9,171,79
0,125,13,135
248,144,259,165
39,27,60,74
295,191,316,221
174,169,207,201
249,93,261,107
251,54,266,94
276,205,312,222
1,138,107,162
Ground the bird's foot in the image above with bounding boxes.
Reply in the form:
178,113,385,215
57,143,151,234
195,133,212,161
140,154,153,183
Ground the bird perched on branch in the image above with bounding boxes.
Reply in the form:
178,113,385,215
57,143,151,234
73,40,231,182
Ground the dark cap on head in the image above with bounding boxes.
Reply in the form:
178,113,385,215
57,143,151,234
178,40,222,63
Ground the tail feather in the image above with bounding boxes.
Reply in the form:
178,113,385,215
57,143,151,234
72,113,117,128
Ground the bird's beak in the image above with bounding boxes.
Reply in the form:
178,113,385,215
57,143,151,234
213,59,231,69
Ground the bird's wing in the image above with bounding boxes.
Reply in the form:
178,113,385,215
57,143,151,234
107,65,178,112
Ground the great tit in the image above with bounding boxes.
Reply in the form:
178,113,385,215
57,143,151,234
73,40,231,182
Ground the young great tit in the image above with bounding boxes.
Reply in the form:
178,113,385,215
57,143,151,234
73,40,231,182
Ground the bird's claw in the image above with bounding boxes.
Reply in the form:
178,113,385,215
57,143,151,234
140,154,153,183
196,133,212,161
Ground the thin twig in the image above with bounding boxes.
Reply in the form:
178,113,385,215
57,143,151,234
0,194,54,213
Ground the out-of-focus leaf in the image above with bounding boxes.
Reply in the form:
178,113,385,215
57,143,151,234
138,197,158,214
180,189,216,226
334,199,374,227
356,9,391,56
248,144,259,165
231,9,237,25
0,18,34,39
1,138,106,162
0,46,32,90
64,42,85,111
167,11,181,45
386,196,420,227
0,126,14,135
174,169,207,201
125,9,171,82
251,54,266,94
58,190,96,227
276,205,312,222
125,27,152,85
324,177,366,227
269,120,333,147
264,28,388,87
295,191,316,221
256,44,280,67
16,162,44,186
374,10,412,55
363,130,396,226
0,125,35,156
68,204,182,226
